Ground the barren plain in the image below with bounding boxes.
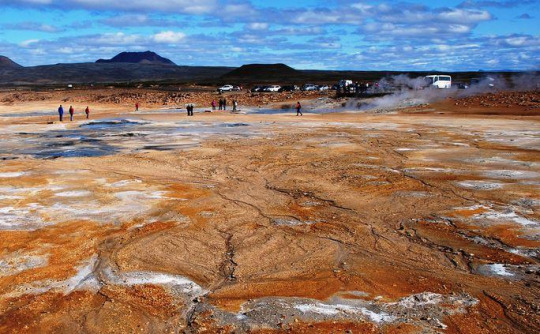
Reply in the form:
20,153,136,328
0,89,538,333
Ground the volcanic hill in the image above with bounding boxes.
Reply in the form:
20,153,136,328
0,56,22,69
221,63,301,82
96,51,176,65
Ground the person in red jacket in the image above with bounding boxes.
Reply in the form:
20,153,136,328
295,101,302,116
135,102,139,111
85,106,90,119
69,105,74,121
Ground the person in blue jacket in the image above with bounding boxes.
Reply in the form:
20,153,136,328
58,105,64,121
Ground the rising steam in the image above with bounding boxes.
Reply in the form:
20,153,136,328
352,72,539,111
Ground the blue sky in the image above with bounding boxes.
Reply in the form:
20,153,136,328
0,0,538,70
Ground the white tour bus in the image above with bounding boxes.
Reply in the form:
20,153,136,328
424,75,452,89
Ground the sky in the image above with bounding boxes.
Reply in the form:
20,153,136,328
0,0,538,71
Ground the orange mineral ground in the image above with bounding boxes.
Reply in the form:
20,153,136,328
0,89,538,333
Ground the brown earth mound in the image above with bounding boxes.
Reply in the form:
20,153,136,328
0,56,22,69
221,63,301,82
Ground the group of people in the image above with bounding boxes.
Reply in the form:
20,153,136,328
186,104,195,116
211,99,239,112
57,105,90,121
55,100,301,121
212,98,227,110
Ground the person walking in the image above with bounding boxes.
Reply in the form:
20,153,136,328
69,105,74,121
223,98,227,111
58,105,64,122
296,101,302,116
232,100,238,112
135,102,139,111
85,106,90,119
211,100,216,111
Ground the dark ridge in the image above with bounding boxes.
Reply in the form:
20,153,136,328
0,63,234,86
221,63,301,81
0,56,23,69
96,51,176,65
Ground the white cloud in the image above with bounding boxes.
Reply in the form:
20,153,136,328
153,31,186,43
19,39,40,47
4,22,63,33
92,32,144,46
101,14,149,26
0,0,219,14
221,3,257,17
58,47,74,54
247,23,269,31
437,8,491,24
448,24,471,34
350,3,373,13
72,0,217,14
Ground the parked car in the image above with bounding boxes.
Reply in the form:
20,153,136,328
218,85,234,92
318,85,329,91
302,84,318,91
278,85,298,92
232,85,242,91
265,85,281,92
251,85,263,92
338,79,353,88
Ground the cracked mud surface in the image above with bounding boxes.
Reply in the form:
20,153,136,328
0,92,539,333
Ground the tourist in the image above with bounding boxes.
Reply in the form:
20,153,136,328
135,102,139,111
212,100,216,111
218,98,223,110
296,101,302,116
232,100,238,112
58,105,63,122
69,105,74,121
223,98,227,110
85,106,90,119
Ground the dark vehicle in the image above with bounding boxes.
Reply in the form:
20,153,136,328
470,77,495,88
278,85,298,92
331,84,339,90
251,85,263,92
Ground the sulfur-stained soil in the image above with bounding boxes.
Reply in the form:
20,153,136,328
0,87,332,112
0,88,538,333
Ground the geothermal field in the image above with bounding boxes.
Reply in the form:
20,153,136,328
0,87,539,333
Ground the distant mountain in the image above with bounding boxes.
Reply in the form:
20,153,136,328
0,56,22,69
221,63,301,81
96,51,176,65
0,63,234,85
